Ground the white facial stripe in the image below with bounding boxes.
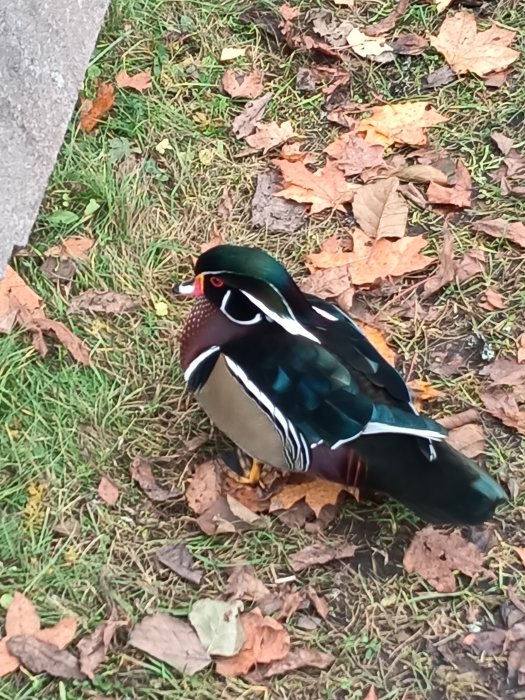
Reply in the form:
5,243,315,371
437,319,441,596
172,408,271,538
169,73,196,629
178,282,195,295
241,290,320,344
223,355,310,472
220,289,263,325
184,346,220,382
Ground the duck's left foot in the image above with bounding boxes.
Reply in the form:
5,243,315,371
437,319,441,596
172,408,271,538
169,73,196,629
220,449,263,486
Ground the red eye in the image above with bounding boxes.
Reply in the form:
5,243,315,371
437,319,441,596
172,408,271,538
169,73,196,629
210,276,224,288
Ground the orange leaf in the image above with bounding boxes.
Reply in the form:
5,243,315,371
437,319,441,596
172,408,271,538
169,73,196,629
274,159,358,214
356,323,396,365
5,592,41,637
269,477,354,517
116,70,152,92
427,160,472,208
430,11,519,77
0,266,44,332
215,608,290,676
80,84,115,133
245,121,296,154
97,476,119,505
358,101,448,147
222,69,264,99
35,617,78,649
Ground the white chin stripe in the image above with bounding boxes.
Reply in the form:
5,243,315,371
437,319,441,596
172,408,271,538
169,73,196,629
241,290,320,344
178,282,195,295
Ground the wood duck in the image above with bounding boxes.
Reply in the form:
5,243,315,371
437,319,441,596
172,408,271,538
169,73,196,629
177,244,506,525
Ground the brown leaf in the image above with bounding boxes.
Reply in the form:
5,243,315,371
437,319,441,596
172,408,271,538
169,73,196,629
396,164,449,185
77,620,121,679
352,177,408,239
430,11,519,77
480,288,506,311
185,460,223,515
357,323,396,365
248,647,334,680
305,586,329,619
40,257,78,283
463,628,506,655
4,592,41,638
274,159,357,215
269,477,352,517
252,170,306,233
447,423,485,459
325,132,385,178
17,312,90,365
392,33,428,56
196,495,267,536
245,121,296,153
0,639,19,677
421,227,455,298
7,636,85,680
518,334,525,364
80,84,115,133
300,266,354,301
491,131,514,156
232,92,273,139
156,543,203,585
427,160,472,208
226,566,270,602
480,388,525,435
130,457,181,502
358,102,448,148
363,688,378,700
289,543,357,573
403,526,486,593
116,70,152,92
472,218,525,249
407,379,443,411
480,358,525,386
215,608,290,676
68,290,138,316
484,70,508,88
222,69,264,99
217,186,233,221
438,409,480,431
424,65,456,89
0,266,43,333
365,0,410,37
44,236,94,261
35,617,77,649
97,476,119,505
129,613,211,675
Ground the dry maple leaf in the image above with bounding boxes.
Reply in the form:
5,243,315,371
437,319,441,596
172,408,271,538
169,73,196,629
324,132,385,178
80,83,115,133
289,543,357,573
403,526,487,593
115,70,152,92
352,177,408,239
358,101,448,148
269,477,353,517
0,266,43,333
427,160,472,208
473,218,525,249
430,11,519,77
274,159,358,214
245,121,296,154
215,608,290,676
222,69,264,99
480,388,525,435
44,236,94,261
357,323,396,365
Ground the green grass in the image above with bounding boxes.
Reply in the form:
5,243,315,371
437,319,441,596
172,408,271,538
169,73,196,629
1,0,525,698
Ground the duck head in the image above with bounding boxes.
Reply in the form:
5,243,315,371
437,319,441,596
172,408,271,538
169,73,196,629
177,244,317,340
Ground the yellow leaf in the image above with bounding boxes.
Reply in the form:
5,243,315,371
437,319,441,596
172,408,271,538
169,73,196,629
358,101,448,147
220,47,247,62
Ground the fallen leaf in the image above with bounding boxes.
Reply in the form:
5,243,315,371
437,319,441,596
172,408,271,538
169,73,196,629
196,495,267,535
279,142,315,164
434,0,453,12
480,388,525,435
472,218,525,249
67,290,138,316
362,688,378,700
222,69,264,99
289,543,357,573
403,526,486,593
480,288,506,311
491,132,514,156
0,266,43,333
129,613,211,675
185,461,223,515
455,249,485,284
421,226,455,298
300,266,354,300
4,592,40,638
97,476,119,505
307,10,354,49
17,312,90,365
438,409,480,431
430,11,519,77
217,186,233,221
35,617,77,649
226,566,270,602
274,159,357,214
232,92,273,139
392,33,428,56
80,84,115,133
424,65,456,89
220,47,248,62
324,132,385,177
447,422,485,459
479,359,525,386
115,70,152,92
463,628,506,655
269,477,351,517
156,543,203,585
40,257,78,283
365,0,410,36
7,636,85,680
518,334,525,364
396,164,449,185
130,457,181,502
407,379,443,410
484,69,508,88
427,160,472,208
346,28,393,59
248,647,334,680
44,236,94,261
358,101,448,148
199,235,226,254
215,608,290,676
357,323,397,365
77,620,121,679
252,170,306,233
245,121,296,153
352,177,408,239
189,599,244,657
305,586,329,619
